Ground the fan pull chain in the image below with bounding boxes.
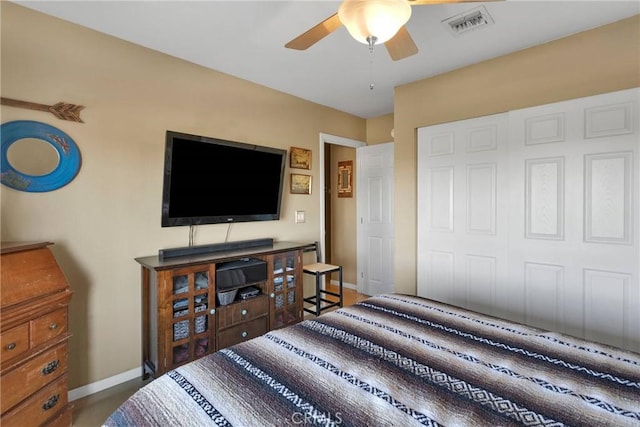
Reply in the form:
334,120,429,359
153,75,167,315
366,36,377,90
369,55,375,90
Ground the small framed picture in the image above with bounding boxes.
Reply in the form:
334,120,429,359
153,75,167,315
290,173,312,195
337,160,353,198
290,147,312,170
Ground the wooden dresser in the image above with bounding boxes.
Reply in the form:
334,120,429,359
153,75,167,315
1,242,73,427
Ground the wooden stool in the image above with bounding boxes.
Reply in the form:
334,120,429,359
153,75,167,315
302,241,343,316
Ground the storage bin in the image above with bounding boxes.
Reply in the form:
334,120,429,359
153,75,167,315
217,289,237,306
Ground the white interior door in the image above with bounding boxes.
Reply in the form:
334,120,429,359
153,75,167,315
417,88,639,352
357,142,394,296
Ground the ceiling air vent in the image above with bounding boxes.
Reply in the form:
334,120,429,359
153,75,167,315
442,5,494,36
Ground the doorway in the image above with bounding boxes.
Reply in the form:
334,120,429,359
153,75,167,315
318,133,365,289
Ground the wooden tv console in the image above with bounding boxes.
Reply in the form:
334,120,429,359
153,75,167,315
136,241,309,379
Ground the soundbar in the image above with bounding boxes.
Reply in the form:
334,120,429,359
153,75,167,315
159,238,274,260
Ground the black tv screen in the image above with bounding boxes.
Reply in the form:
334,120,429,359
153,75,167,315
161,130,286,227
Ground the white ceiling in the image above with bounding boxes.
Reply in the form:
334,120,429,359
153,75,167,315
15,0,640,118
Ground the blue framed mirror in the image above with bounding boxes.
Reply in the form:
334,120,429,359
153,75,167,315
1,120,81,192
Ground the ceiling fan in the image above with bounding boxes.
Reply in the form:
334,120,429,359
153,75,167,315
285,0,501,61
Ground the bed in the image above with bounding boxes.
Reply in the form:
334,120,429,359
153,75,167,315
104,294,640,426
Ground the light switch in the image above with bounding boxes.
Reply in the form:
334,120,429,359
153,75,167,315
295,210,306,223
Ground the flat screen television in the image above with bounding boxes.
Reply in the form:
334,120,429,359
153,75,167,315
161,130,287,227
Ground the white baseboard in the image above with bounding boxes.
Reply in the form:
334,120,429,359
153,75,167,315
330,280,356,290
69,367,141,402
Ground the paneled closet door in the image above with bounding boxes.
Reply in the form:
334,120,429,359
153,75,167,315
417,88,639,352
507,89,639,351
417,113,511,315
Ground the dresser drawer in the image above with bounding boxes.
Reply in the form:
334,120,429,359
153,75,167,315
31,308,67,347
46,403,73,427
217,316,268,349
217,296,268,329
0,323,29,365
1,247,68,308
1,374,69,427
1,342,68,413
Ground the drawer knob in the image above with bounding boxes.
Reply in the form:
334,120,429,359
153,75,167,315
42,360,60,376
42,394,60,411
241,309,248,316
241,331,248,338
269,293,275,298
6,342,16,350
210,308,216,315
49,323,58,330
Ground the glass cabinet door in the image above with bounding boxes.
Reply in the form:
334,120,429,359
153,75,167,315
269,250,302,329
168,266,215,368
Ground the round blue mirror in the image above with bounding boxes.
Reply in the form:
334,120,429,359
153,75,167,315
1,120,81,192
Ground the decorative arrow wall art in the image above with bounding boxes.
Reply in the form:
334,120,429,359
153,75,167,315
1,97,85,123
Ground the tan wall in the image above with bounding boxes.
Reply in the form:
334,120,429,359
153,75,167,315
366,113,394,145
392,15,640,294
0,3,365,389
330,145,357,285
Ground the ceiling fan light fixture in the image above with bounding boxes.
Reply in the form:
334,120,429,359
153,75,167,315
338,0,412,45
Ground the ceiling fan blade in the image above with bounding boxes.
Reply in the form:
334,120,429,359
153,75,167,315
385,26,418,61
285,13,342,50
408,0,502,4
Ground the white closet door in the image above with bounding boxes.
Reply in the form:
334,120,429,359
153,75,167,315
417,113,510,315
417,88,639,352
507,89,639,350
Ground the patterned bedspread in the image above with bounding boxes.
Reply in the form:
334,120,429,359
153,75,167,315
104,294,640,426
